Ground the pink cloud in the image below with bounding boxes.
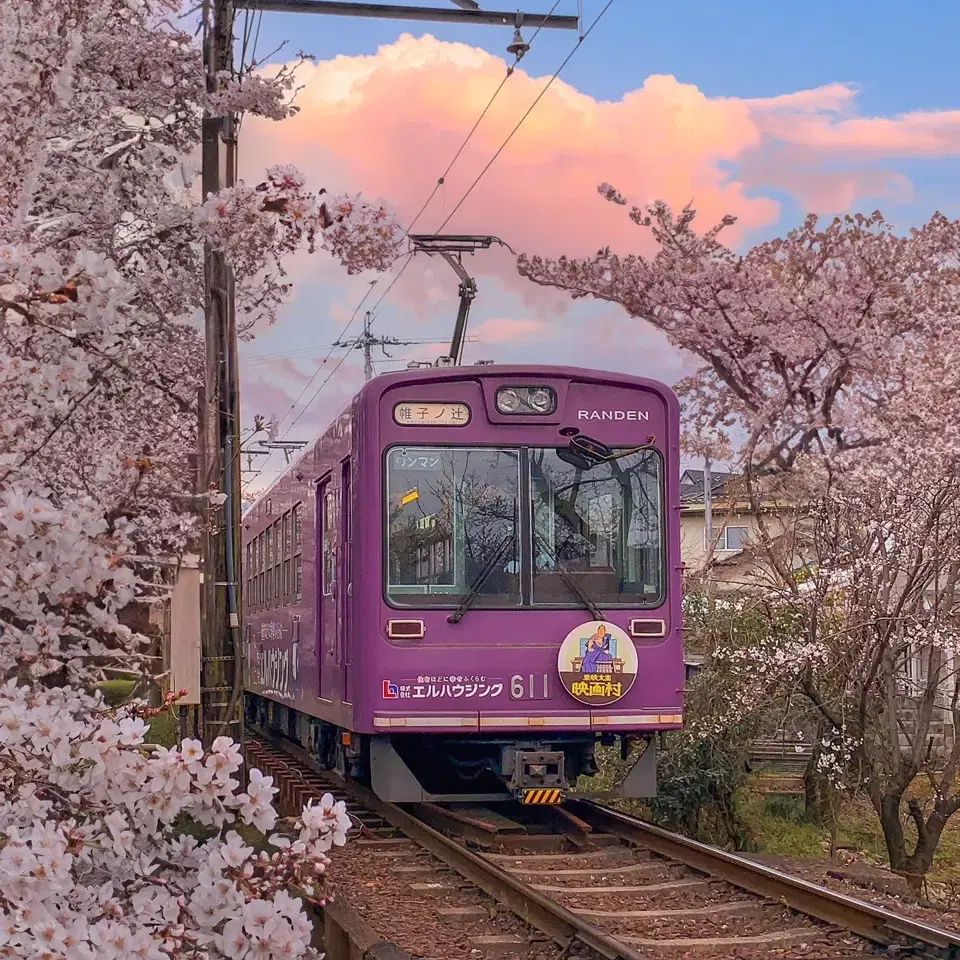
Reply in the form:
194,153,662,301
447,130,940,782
747,84,960,156
241,35,780,265
240,36,958,302
471,317,545,344
235,36,960,483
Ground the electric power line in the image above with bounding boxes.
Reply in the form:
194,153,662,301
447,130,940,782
283,346,354,437
243,336,474,365
271,279,377,434
266,14,568,436
401,0,564,241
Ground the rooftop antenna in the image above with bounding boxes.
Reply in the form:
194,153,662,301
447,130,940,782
408,234,514,365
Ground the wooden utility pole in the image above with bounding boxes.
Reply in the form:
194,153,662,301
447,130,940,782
197,0,581,748
200,0,243,748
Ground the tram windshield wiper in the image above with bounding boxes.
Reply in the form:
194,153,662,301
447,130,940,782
533,533,604,621
557,433,656,472
447,533,516,624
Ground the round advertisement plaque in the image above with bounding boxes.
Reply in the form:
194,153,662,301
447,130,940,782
557,620,638,706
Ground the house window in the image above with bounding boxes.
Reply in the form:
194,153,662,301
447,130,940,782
713,525,749,551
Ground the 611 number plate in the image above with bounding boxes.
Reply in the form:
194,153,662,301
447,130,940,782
510,674,550,700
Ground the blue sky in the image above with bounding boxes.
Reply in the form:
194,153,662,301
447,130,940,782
236,0,960,489
245,0,959,108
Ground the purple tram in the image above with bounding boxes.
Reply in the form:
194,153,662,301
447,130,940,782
242,364,684,803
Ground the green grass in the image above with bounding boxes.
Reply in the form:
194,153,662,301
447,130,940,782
740,793,829,857
96,678,179,747
146,709,179,747
99,678,136,707
740,781,960,896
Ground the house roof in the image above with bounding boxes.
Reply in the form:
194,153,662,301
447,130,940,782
680,468,733,504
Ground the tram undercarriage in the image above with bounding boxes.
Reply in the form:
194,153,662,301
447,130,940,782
245,693,657,803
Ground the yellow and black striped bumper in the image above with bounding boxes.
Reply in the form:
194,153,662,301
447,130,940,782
521,788,563,805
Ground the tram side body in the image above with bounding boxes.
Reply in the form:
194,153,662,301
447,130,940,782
242,364,684,802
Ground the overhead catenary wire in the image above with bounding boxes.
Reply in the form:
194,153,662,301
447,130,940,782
400,0,564,241
256,2,608,467
282,346,354,436
435,0,616,235
263,12,567,444
244,336,476,365
271,278,378,435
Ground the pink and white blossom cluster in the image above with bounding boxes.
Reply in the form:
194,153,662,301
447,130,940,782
1,0,399,954
0,682,350,959
521,190,960,880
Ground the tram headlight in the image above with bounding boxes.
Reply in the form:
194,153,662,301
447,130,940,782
496,388,521,413
528,388,554,413
495,385,557,415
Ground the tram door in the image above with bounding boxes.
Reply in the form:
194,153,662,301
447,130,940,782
317,477,338,702
337,458,351,700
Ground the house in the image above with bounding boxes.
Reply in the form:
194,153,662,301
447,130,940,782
678,468,786,591
679,468,958,757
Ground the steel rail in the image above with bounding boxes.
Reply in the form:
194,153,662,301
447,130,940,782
568,799,960,958
254,734,647,960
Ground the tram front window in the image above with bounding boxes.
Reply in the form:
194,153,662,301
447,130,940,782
385,447,521,607
529,447,664,607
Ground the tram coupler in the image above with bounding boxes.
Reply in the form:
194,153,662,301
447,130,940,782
503,747,566,803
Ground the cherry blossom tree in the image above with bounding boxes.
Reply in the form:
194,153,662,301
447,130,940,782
1,0,400,953
519,190,960,888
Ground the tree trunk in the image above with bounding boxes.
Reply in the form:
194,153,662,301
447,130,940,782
877,793,910,873
875,792,950,892
903,807,948,894
804,748,824,823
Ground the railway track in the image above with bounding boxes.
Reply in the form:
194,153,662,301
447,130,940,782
244,730,960,960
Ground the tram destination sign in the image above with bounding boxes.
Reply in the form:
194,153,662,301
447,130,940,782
393,402,471,426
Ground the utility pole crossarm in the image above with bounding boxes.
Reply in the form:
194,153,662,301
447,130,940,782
333,311,419,381
235,0,580,30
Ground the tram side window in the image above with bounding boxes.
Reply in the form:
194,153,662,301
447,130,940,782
255,538,261,608
282,512,292,604
244,542,251,612
273,520,282,604
263,527,273,606
251,536,257,608
257,535,264,608
292,503,303,602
